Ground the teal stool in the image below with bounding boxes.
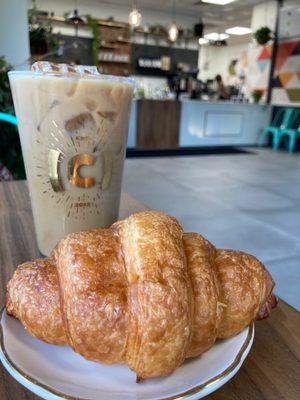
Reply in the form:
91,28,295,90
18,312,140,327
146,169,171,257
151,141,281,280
280,123,300,153
259,108,295,150
0,112,18,126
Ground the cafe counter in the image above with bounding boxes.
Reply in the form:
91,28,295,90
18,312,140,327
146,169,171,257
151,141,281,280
127,99,272,150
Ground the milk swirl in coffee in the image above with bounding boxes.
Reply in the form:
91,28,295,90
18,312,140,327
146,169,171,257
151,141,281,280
9,63,134,255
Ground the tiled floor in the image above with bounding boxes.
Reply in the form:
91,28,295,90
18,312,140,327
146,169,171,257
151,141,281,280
123,148,300,311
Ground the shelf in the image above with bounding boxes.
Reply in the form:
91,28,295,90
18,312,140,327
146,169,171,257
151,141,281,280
37,15,85,26
95,19,129,29
36,15,129,29
98,60,130,64
100,44,119,49
100,40,132,47
133,27,195,42
116,38,131,44
134,28,164,36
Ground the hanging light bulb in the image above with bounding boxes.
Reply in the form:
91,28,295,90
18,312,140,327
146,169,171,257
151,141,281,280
168,0,178,42
129,2,142,27
168,22,179,42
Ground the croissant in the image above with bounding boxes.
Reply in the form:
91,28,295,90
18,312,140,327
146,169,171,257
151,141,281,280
6,211,277,380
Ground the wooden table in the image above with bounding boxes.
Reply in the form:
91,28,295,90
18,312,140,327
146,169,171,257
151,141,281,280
0,181,299,400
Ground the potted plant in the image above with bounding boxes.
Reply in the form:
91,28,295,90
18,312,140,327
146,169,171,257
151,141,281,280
29,26,51,54
28,0,59,55
135,87,145,99
149,24,167,37
253,26,272,45
252,89,263,103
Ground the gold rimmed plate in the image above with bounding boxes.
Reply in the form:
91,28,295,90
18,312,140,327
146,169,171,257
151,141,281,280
0,308,254,400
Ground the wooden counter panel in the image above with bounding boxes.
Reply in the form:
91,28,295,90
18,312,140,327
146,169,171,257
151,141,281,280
137,99,181,149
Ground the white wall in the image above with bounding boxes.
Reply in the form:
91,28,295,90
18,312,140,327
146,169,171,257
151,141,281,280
251,1,277,32
198,42,248,82
279,1,300,39
0,0,30,69
250,0,300,36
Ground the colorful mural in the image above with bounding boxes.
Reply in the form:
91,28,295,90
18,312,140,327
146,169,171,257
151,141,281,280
246,44,272,102
272,40,300,105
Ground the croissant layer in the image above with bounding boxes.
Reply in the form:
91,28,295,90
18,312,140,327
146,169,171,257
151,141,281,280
6,211,276,379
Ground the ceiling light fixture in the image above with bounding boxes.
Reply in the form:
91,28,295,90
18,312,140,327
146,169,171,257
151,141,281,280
204,32,229,41
128,2,142,27
66,7,86,39
168,23,179,42
201,0,236,5
168,0,179,42
225,26,252,35
199,37,209,45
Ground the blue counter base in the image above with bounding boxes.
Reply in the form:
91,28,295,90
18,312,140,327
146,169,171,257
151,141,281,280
126,146,255,158
127,100,272,149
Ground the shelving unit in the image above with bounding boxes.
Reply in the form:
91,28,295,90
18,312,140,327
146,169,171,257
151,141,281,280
36,15,132,76
97,23,131,76
33,15,198,74
132,26,197,50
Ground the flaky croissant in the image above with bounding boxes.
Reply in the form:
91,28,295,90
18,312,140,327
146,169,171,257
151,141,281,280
6,211,277,380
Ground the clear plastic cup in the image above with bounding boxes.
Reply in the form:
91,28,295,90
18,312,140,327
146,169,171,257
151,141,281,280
9,64,134,255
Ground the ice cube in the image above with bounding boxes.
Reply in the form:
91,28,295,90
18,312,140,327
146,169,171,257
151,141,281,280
31,62,100,76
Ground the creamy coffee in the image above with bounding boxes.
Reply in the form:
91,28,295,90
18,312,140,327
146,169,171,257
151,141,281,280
9,63,133,255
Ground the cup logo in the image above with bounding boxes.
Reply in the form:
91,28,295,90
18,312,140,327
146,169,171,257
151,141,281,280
48,151,97,191
67,154,96,188
39,108,119,221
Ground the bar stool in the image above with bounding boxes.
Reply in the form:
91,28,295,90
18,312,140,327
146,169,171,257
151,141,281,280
259,108,295,150
280,122,300,153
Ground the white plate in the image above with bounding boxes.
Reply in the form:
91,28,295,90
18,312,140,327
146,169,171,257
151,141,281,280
0,308,254,400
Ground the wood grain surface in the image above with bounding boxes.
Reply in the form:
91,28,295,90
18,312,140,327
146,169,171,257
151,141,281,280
137,99,181,150
0,180,299,400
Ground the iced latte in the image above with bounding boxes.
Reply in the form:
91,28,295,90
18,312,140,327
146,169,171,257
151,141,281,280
9,62,134,255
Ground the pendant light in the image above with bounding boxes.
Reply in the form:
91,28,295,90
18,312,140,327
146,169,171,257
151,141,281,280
129,1,142,27
66,0,86,39
168,0,179,42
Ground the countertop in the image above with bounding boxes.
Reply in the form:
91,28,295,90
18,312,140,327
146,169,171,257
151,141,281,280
134,98,270,106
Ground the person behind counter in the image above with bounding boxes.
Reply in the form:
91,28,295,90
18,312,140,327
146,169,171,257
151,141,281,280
215,74,230,100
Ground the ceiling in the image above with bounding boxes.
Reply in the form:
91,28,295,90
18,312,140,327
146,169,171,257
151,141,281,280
101,0,262,27
101,0,263,43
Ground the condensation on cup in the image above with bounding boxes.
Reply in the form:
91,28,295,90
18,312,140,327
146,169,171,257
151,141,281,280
9,62,134,256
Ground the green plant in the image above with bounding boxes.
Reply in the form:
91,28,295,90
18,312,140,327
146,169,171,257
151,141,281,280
0,57,25,179
87,15,101,66
29,25,59,54
253,26,272,45
135,87,145,99
149,24,167,37
252,89,263,103
28,0,59,55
